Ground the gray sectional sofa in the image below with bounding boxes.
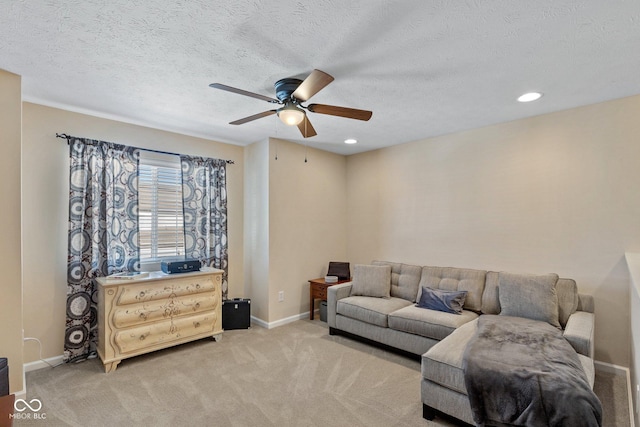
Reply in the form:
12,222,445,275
327,261,596,425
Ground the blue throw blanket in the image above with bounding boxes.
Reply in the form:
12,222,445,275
463,315,602,427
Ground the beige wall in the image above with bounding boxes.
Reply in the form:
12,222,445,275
21,102,245,363
243,138,348,325
0,69,24,393
346,149,380,265
347,95,640,367
244,139,270,321
267,138,348,322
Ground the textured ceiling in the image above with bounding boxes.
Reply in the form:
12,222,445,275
1,1,639,155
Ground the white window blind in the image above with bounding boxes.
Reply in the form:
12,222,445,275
138,151,185,261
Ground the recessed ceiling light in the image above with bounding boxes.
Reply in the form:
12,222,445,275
344,138,358,144
517,92,543,102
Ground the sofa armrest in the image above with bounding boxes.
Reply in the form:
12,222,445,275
563,311,595,358
327,282,352,328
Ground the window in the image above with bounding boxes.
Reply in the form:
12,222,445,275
138,151,185,263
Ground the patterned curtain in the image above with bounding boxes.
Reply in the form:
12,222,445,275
180,155,229,299
64,138,140,362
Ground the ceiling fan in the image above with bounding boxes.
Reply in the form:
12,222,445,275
209,69,372,138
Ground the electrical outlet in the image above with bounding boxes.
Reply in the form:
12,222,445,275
278,291,284,302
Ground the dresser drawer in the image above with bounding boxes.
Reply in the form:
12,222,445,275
117,274,218,305
114,311,217,354
312,288,327,300
111,293,218,329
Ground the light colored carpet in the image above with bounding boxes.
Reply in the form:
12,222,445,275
18,319,628,426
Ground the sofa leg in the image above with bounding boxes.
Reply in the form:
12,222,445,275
422,403,436,420
329,327,338,336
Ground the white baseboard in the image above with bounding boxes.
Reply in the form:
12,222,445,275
594,361,635,427
250,312,310,329
249,316,268,329
23,355,64,373
594,360,629,375
15,370,26,399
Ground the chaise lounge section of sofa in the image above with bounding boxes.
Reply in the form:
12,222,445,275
326,261,597,426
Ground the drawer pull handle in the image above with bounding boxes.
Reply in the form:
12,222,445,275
195,303,200,309
139,313,147,320
194,322,200,328
139,335,145,341
195,284,201,289
139,291,145,298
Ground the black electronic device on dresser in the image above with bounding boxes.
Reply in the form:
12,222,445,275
161,259,201,274
222,298,251,330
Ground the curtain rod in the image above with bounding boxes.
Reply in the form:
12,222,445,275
55,133,235,164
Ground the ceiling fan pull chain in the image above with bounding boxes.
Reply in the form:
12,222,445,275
274,117,278,160
304,120,308,163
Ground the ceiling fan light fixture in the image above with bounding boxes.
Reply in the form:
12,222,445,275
344,138,357,144
278,104,305,126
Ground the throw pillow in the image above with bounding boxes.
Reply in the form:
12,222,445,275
350,264,391,298
498,272,560,328
416,286,467,315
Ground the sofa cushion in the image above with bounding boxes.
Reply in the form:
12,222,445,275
556,278,579,328
483,272,578,328
417,287,467,314
579,354,596,389
419,266,486,312
389,305,478,341
337,296,412,328
421,319,479,394
481,271,500,314
350,264,391,298
372,261,422,302
499,272,560,328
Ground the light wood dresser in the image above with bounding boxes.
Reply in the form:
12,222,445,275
97,269,223,373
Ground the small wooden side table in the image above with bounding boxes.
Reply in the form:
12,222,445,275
308,277,351,320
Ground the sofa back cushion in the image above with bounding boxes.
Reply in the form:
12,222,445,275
350,264,391,298
418,266,486,312
372,261,422,302
498,272,560,328
556,278,579,327
481,271,501,314
482,272,578,328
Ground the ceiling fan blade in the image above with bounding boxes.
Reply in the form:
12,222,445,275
209,83,279,103
292,69,334,101
307,104,373,121
229,110,277,125
297,115,317,138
